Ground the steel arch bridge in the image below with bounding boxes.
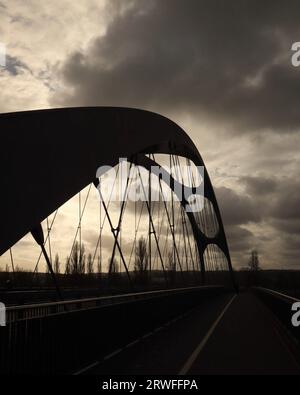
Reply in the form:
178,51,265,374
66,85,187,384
0,107,236,292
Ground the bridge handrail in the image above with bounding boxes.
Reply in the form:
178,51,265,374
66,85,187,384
253,286,300,303
6,285,224,323
253,286,300,344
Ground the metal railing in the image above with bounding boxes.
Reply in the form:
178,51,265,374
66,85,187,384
253,286,300,343
1,285,226,374
253,286,299,302
6,285,223,323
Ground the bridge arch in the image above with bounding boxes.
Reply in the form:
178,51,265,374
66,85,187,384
0,107,235,288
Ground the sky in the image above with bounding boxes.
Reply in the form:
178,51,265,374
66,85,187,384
1,0,300,271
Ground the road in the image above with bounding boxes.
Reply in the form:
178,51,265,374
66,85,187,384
80,291,300,375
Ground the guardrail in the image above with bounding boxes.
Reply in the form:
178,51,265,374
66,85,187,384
252,287,300,344
0,285,227,374
6,285,222,323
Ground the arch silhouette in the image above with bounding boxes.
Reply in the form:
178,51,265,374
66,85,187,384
0,107,234,287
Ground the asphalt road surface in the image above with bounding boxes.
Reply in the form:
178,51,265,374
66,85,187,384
81,291,300,375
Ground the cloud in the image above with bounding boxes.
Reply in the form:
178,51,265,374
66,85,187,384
1,1,300,271
0,0,108,113
269,179,300,221
52,0,300,133
215,176,300,268
4,55,31,76
215,186,261,226
240,176,278,196
225,225,255,254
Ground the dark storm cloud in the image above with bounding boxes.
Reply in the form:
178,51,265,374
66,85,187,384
225,225,254,253
266,178,300,238
240,176,278,196
215,186,261,226
47,0,300,268
214,186,260,262
221,175,300,229
272,218,300,235
216,175,300,266
4,55,31,76
53,0,300,132
269,179,300,221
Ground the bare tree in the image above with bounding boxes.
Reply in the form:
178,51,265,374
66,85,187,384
97,256,102,280
246,250,260,287
65,258,71,275
87,253,94,275
167,250,176,272
134,236,148,273
68,241,86,275
107,258,119,286
54,253,60,274
134,236,149,285
109,258,119,274
167,250,176,284
248,250,260,271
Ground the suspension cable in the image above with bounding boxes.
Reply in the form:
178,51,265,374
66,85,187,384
66,183,92,272
137,166,168,286
96,181,133,288
91,166,121,267
108,162,133,273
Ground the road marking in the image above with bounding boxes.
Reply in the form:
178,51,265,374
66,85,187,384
142,332,153,339
257,297,300,370
73,360,99,375
179,294,237,375
126,339,139,348
103,348,123,361
73,304,204,375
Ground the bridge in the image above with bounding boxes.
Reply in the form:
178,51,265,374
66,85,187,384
0,108,299,375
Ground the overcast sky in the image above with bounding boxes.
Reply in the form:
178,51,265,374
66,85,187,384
1,0,300,271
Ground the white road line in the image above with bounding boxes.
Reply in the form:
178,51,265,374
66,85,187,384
73,360,99,375
103,348,123,361
178,294,237,375
126,339,140,348
74,303,207,375
142,332,153,339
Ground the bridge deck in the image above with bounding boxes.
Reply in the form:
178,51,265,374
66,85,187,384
83,292,300,375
